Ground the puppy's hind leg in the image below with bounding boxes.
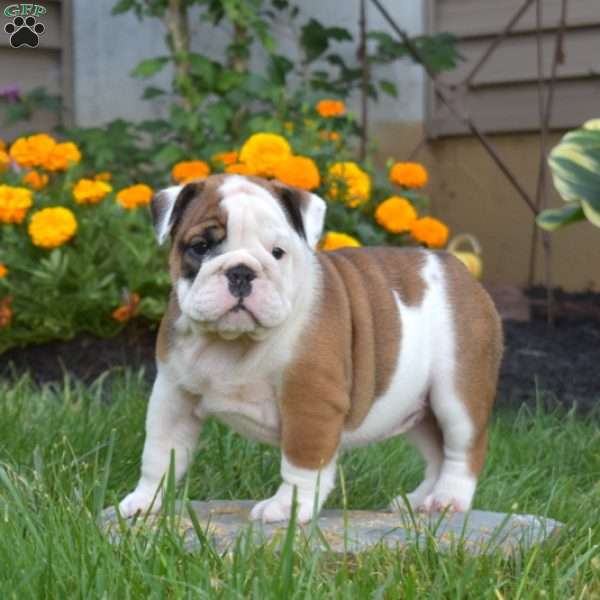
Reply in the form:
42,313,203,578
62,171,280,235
389,407,444,512
421,379,488,513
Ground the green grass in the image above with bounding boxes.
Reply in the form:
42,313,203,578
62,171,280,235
0,371,599,598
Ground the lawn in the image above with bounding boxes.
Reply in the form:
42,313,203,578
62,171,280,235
0,370,599,598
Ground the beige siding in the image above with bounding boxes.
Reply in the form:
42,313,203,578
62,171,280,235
0,0,72,139
427,0,600,136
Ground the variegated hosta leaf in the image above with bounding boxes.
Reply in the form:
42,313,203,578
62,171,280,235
547,124,600,229
536,203,585,231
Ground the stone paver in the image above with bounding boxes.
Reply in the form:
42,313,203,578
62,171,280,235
101,500,562,555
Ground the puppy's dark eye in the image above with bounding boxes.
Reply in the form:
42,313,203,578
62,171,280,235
187,240,209,259
272,247,285,260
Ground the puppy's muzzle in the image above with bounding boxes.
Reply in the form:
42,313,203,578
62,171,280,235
225,264,256,299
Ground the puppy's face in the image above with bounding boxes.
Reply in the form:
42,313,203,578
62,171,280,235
151,175,326,340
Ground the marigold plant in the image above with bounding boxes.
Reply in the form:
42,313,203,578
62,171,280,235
172,160,211,183
224,163,256,175
22,170,49,190
375,196,418,233
0,296,12,328
411,216,449,248
9,134,56,168
0,149,9,172
316,99,345,118
320,231,362,251
0,264,7,278
73,179,113,205
328,162,371,207
239,133,292,177
0,185,33,224
44,142,81,171
389,162,429,189
212,151,238,167
116,184,153,209
28,207,78,249
112,292,140,322
272,156,321,191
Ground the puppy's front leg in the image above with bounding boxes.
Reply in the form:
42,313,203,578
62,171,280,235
250,386,346,524
118,370,202,517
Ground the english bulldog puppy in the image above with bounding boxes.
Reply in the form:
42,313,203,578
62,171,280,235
118,174,503,523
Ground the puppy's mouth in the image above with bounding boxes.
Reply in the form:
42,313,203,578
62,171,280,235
230,300,259,325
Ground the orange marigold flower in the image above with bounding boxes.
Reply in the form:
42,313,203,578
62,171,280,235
73,178,112,205
316,99,345,118
172,160,211,184
0,264,7,278
112,292,140,322
389,162,428,189
319,130,341,142
224,163,256,176
43,142,82,172
272,155,321,191
0,149,10,171
0,185,33,224
116,184,153,209
95,172,112,181
22,170,49,190
375,196,418,234
9,134,56,169
411,216,449,248
0,296,12,328
320,231,362,251
239,133,292,177
211,151,238,167
328,162,371,207
28,207,78,249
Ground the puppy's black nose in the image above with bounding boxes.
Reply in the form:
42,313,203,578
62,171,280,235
225,264,256,298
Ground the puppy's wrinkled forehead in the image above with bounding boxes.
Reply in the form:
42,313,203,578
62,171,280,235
172,174,307,242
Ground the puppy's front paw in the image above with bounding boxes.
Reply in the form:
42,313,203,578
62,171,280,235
118,489,161,518
249,484,317,524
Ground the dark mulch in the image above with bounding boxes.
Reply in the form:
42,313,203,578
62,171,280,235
1,290,599,410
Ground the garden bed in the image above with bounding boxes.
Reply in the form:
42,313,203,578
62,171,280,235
2,288,598,411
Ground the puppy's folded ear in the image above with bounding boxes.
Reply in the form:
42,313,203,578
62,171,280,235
151,181,205,245
271,182,327,250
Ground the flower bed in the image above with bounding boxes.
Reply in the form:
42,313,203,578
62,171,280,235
0,111,451,352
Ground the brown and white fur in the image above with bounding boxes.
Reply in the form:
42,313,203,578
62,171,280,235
118,174,503,523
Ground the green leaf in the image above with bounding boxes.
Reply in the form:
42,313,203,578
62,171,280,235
301,19,329,63
300,20,351,64
268,54,294,86
379,79,398,97
131,57,169,79
153,144,185,166
205,103,233,135
547,125,600,229
536,204,585,231
111,0,136,15
413,33,461,73
188,54,217,87
142,86,166,99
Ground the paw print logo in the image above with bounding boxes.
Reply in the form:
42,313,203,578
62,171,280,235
4,16,45,48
